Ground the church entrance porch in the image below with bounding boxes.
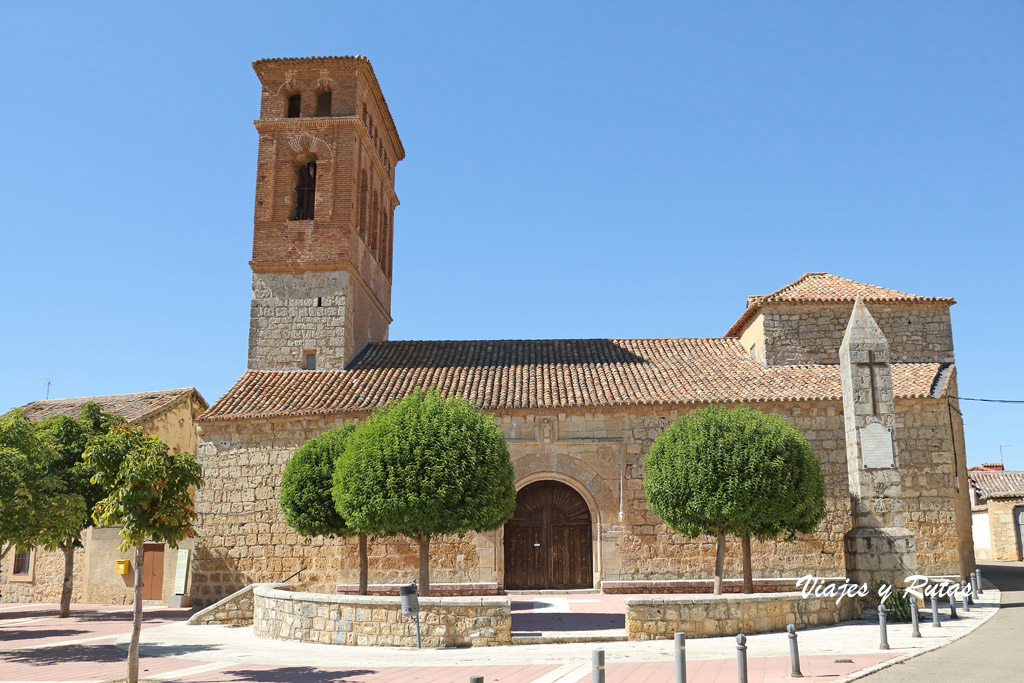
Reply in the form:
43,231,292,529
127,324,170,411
503,481,593,590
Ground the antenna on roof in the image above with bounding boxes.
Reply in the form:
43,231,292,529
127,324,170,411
999,443,1012,466
39,376,51,400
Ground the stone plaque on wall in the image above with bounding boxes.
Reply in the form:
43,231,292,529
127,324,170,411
860,423,895,469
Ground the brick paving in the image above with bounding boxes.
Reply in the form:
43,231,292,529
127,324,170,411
0,591,1000,683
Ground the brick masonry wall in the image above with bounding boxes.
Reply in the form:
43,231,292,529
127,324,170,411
985,498,1024,561
760,303,954,365
192,395,970,606
252,586,510,647
625,591,860,640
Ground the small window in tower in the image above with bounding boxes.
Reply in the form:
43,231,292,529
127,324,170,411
12,548,31,575
304,352,316,371
293,160,316,220
316,296,322,307
316,91,332,117
287,94,301,118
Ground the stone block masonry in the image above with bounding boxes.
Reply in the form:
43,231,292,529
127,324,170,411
252,585,511,647
625,592,859,640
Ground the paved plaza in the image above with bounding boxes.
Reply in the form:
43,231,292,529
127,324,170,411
0,576,1003,683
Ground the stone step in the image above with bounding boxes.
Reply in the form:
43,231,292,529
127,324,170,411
512,631,628,645
505,588,602,596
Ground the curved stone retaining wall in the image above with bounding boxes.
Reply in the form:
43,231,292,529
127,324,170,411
253,585,511,647
626,591,859,640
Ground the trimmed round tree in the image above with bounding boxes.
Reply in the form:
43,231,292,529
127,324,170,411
333,388,516,596
279,424,370,594
643,405,825,594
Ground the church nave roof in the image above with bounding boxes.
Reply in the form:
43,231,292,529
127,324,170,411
200,338,951,421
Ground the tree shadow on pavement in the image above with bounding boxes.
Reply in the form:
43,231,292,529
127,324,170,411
0,643,214,665
0,628,86,642
209,667,376,682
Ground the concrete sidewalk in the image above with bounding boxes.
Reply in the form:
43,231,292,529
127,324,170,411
0,588,1000,682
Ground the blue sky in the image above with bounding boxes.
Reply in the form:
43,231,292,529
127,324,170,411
1,2,1021,468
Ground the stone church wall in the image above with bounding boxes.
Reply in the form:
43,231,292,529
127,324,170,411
191,396,968,607
760,303,954,365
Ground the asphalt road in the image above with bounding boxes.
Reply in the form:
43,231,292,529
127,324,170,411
860,562,1024,683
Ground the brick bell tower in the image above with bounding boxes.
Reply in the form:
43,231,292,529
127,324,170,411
248,56,404,370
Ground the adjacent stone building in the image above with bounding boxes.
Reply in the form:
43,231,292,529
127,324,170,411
190,56,975,606
968,468,1024,561
2,388,208,604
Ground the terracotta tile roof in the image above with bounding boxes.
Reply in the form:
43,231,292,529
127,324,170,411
968,470,1024,500
17,388,207,424
200,339,950,421
726,273,955,337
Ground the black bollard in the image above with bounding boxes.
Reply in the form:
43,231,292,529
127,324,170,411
736,634,749,683
910,599,921,638
976,568,984,595
787,624,803,678
674,632,686,683
961,581,970,612
592,649,605,683
949,587,959,620
930,595,941,627
878,603,890,650
971,571,979,596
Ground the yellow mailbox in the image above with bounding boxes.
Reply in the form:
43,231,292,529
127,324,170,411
115,559,130,575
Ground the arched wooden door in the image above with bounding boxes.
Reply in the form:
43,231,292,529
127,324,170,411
504,481,593,589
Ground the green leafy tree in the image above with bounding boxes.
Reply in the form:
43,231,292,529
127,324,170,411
86,424,203,683
643,405,826,595
0,410,85,568
35,403,124,617
280,424,371,594
334,388,516,596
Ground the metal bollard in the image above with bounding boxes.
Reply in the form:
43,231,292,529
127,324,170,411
930,595,941,627
736,633,749,683
674,632,686,683
787,624,803,678
976,568,984,595
965,578,974,605
878,603,890,650
949,588,959,620
470,677,483,683
970,571,979,596
592,649,605,683
910,599,921,638
961,581,970,612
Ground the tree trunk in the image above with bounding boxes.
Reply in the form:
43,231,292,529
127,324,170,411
714,533,726,596
58,542,75,618
127,544,144,683
417,535,430,597
741,535,753,594
358,533,368,596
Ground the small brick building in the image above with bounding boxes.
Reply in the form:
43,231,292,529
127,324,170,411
190,56,975,605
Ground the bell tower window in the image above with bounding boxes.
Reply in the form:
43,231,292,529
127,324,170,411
293,160,316,220
316,91,332,117
287,94,301,118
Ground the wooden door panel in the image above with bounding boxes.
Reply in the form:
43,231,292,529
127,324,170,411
504,481,593,590
141,544,164,601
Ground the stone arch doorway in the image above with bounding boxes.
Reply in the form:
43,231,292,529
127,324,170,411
503,480,593,589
